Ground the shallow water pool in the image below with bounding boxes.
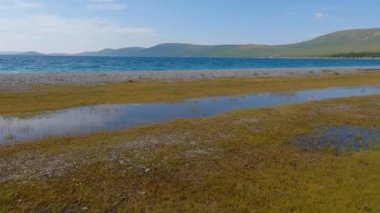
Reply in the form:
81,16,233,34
1,86,380,143
293,126,380,153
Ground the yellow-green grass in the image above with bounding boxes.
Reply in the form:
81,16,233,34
1,73,380,115
1,94,380,212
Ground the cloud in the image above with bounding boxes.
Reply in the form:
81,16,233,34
315,12,327,20
0,14,155,52
0,15,154,35
86,0,127,11
0,0,43,10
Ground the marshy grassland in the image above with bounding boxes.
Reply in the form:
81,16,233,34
1,73,380,115
1,73,380,212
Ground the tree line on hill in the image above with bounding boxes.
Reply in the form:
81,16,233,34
330,52,380,58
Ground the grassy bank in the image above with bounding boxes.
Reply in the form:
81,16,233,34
1,73,380,115
1,73,380,211
1,94,380,211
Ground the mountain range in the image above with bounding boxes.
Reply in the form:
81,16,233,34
2,28,380,57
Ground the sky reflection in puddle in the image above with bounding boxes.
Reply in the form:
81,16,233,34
1,86,380,143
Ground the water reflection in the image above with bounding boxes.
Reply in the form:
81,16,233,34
1,86,380,143
294,126,380,154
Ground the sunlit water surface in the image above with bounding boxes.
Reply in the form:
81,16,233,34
1,56,380,73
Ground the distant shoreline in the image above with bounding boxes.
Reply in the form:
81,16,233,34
1,54,380,60
2,28,380,58
1,66,380,90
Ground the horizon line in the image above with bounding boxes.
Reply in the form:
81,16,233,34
1,27,380,55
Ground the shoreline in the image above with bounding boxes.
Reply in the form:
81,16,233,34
1,66,380,90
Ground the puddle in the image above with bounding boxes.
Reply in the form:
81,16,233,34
293,126,380,153
1,86,380,143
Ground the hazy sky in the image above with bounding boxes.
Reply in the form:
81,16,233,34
1,0,379,53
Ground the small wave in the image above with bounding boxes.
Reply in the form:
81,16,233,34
0,71,22,74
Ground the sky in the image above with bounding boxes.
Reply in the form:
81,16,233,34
0,0,380,53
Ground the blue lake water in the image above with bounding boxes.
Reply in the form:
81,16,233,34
1,56,380,73
1,86,380,143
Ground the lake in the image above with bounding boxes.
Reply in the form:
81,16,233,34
1,56,380,73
